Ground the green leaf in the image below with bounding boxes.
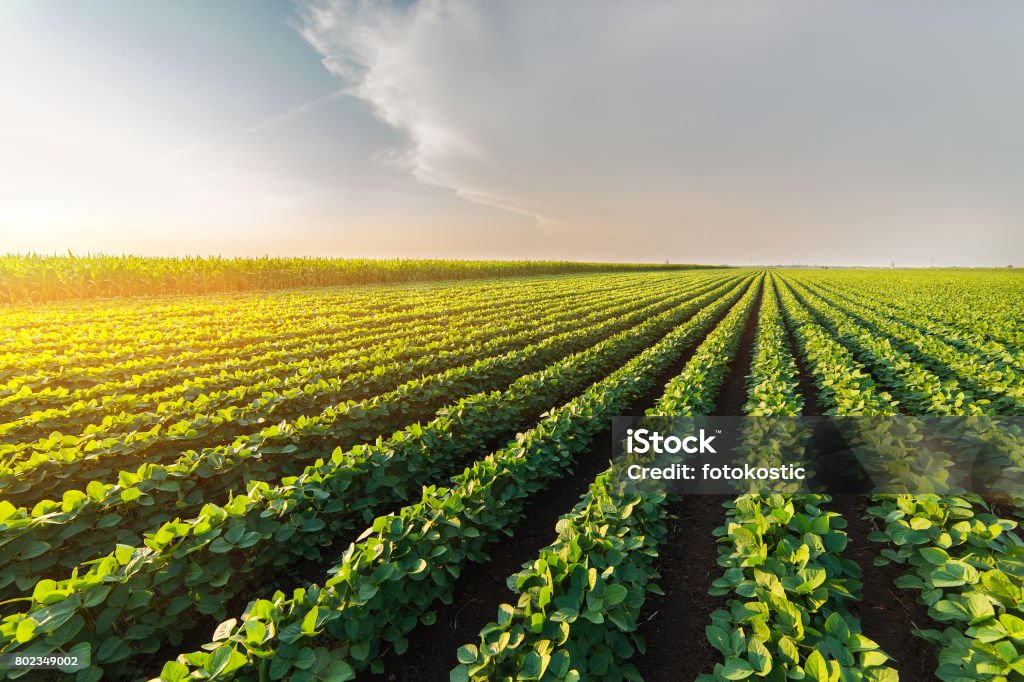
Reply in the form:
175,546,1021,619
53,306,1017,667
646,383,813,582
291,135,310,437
706,626,731,654
294,648,316,670
931,560,977,588
520,651,549,680
747,639,772,674
604,584,629,606
351,640,371,662
804,650,829,682
721,658,754,680
824,612,851,642
209,537,234,554
777,636,799,664
15,618,36,644
325,660,355,682
205,647,233,676
213,618,237,641
20,541,50,559
159,661,190,682
97,635,126,663
301,606,319,635
457,644,478,665
1001,613,1024,641
919,547,950,565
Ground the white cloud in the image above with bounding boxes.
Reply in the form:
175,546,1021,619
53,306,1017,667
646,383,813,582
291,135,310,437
295,0,1024,265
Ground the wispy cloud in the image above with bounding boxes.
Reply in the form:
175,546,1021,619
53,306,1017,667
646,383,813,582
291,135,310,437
166,88,349,161
294,0,1024,265
294,0,562,225
244,88,349,133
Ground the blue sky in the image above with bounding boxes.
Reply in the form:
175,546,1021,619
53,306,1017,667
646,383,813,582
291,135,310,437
2,0,1022,265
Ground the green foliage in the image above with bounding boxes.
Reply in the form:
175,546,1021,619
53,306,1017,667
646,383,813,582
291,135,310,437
0,275,729,607
3,266,1024,681
0,275,752,679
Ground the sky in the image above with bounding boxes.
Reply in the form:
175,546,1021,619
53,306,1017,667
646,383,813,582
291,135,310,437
1,0,1022,266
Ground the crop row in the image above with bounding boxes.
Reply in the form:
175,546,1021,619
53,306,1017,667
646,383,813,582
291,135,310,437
2,271,627,358
0,277,757,680
804,279,1024,375
1,278,651,436
789,279,1024,480
793,280,1024,415
795,270,1023,349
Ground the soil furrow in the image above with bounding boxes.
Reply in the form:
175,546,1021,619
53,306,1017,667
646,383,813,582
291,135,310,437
632,276,763,681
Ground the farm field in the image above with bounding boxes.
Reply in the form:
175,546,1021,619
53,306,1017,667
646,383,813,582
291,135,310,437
1,266,1023,682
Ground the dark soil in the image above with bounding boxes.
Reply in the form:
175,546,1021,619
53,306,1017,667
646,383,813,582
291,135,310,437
827,494,936,679
359,278,755,681
782,301,824,418
632,277,763,681
712,279,764,417
629,493,732,680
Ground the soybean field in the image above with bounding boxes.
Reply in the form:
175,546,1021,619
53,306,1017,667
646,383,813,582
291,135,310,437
1,267,1023,681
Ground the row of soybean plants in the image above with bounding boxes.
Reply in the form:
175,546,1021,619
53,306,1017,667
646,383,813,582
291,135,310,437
125,276,759,682
0,278,450,378
1,270,651,369
471,269,987,681
453,270,1024,680
0,274,522,391
777,275,1024,681
0,274,718,505
0,272,659,419
0,274,743,603
448,275,764,682
786,277,1024,477
0,276,757,681
0,271,664,417
0,273,674,468
460,274,895,681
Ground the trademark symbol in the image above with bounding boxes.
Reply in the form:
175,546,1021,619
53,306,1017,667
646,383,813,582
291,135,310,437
716,430,722,434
